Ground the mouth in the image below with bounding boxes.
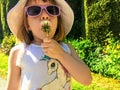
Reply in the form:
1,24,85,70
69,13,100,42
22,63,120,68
41,20,51,36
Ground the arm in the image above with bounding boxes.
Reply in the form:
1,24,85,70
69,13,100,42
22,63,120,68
6,48,21,90
41,38,92,85
60,43,92,85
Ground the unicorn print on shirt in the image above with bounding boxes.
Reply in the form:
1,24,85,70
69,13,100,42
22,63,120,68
36,58,71,90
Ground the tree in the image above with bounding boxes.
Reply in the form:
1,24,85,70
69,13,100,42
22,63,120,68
1,0,9,36
109,0,120,37
0,4,3,43
66,0,85,38
0,0,18,43
85,0,120,44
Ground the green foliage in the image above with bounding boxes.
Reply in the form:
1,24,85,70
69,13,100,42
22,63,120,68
1,34,16,55
86,0,120,44
87,0,111,44
6,0,18,11
109,0,120,37
0,53,8,79
0,0,12,36
72,73,120,89
0,0,4,3
66,33,120,80
101,32,120,79
0,6,3,43
0,0,18,42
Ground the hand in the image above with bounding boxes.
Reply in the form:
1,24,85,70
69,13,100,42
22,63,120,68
41,38,65,60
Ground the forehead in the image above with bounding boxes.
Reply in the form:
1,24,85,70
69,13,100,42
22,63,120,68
26,0,54,5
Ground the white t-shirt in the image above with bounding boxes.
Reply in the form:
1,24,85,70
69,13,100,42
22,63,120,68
14,42,72,90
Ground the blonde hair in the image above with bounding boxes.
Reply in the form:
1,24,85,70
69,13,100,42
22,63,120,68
17,0,65,45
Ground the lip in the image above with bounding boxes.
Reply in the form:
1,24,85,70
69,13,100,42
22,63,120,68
41,20,50,26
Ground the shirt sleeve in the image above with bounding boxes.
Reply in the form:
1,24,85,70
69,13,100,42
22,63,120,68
16,43,26,67
61,42,71,54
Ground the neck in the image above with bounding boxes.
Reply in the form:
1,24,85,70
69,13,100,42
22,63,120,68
32,39,43,45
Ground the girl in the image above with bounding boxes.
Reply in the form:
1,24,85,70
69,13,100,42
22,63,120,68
6,0,92,90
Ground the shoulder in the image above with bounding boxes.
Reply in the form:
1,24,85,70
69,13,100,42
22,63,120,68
60,42,71,54
8,45,21,71
9,43,26,63
10,45,20,57
9,44,20,56
63,42,75,53
60,42,73,51
60,42,77,55
62,42,81,60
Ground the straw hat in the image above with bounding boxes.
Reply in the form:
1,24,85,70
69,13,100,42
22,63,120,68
7,0,74,37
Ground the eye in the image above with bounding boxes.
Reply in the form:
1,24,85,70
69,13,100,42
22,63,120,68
51,62,55,68
27,6,41,16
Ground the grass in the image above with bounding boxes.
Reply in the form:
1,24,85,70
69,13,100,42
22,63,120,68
0,53,8,79
72,73,120,90
0,53,120,90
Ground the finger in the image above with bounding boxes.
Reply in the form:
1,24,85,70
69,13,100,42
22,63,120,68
42,48,48,54
42,47,50,56
41,43,48,48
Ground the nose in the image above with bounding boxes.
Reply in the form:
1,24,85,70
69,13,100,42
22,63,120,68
40,9,50,20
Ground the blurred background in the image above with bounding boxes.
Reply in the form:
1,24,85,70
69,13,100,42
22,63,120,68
0,0,120,89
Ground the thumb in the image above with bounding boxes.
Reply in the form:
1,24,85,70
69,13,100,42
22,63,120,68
43,38,51,43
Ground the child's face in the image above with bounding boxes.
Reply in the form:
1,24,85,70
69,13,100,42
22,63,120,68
26,0,58,42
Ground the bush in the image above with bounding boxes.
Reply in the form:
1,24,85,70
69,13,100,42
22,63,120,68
87,0,111,44
66,35,120,80
101,32,120,79
0,53,8,79
1,34,16,55
87,0,120,44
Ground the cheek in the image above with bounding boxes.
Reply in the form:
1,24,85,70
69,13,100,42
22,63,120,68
27,18,38,30
50,18,58,36
52,18,58,31
27,17,58,39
